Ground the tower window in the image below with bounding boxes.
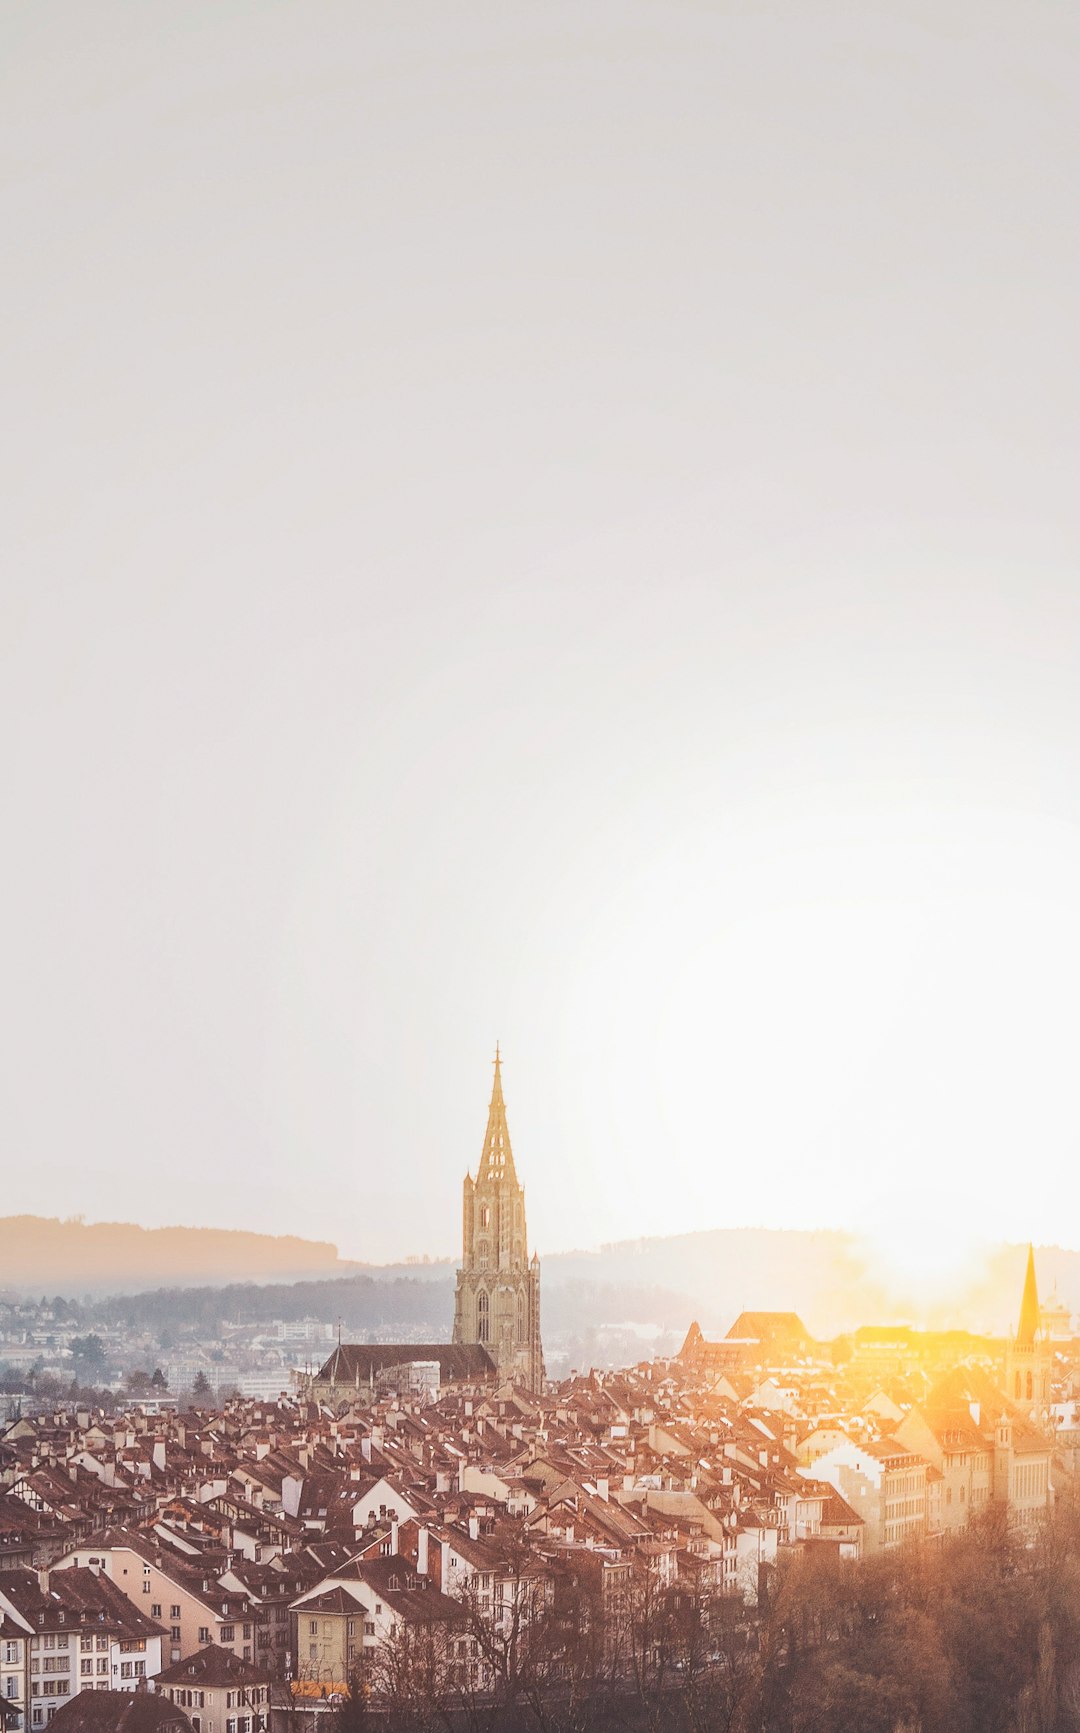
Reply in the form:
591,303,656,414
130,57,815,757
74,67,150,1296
478,1291,490,1344
480,1206,490,1228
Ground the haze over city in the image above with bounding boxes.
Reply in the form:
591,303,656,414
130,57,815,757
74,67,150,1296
7,12,1080,1733
4,1,1080,1283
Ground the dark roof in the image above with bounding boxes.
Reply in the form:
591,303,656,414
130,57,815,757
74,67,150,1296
47,1694,191,1733
349,1557,466,1625
314,1344,497,1385
155,1644,272,1688
296,1585,360,1615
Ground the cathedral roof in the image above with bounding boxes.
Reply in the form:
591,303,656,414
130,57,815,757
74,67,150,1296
315,1343,498,1386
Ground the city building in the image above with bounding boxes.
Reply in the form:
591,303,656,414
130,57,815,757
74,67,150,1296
155,1644,272,1733
452,1050,544,1392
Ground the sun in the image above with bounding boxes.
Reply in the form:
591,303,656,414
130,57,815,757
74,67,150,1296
859,1216,987,1320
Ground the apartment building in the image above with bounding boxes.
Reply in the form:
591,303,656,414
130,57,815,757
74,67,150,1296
53,1538,254,1669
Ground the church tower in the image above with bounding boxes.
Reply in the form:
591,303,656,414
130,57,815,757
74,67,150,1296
452,1049,544,1392
1005,1243,1052,1422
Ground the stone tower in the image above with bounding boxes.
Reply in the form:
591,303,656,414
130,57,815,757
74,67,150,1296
1005,1243,1052,1421
452,1048,544,1392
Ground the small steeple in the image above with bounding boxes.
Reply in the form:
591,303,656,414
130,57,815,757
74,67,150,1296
477,1043,517,1184
1017,1243,1041,1346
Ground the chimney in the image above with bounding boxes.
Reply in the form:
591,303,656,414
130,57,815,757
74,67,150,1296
391,1520,399,1554
468,1515,479,1542
417,1527,429,1576
969,1401,981,1427
596,1478,609,1502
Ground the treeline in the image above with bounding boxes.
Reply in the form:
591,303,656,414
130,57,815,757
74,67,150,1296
12,1274,693,1350
84,1274,456,1336
337,1500,1080,1733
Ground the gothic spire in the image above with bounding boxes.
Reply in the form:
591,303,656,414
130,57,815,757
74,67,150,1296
1017,1242,1041,1346
477,1043,518,1184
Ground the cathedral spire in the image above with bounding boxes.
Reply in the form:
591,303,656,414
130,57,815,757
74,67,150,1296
477,1043,517,1184
1017,1243,1041,1346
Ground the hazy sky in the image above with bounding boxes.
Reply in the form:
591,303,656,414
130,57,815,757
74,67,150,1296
3,1,1080,1267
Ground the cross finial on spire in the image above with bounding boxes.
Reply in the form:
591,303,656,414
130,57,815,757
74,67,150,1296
477,1043,515,1181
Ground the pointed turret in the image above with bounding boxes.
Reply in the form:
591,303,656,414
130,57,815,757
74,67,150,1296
476,1042,518,1185
1017,1243,1041,1347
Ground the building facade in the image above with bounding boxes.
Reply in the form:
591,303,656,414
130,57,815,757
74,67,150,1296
452,1051,544,1392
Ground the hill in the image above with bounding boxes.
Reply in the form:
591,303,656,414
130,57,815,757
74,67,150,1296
5,1217,1076,1347
0,1215,359,1293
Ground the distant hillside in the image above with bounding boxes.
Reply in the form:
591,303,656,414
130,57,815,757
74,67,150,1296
0,1215,360,1293
6,1216,1077,1346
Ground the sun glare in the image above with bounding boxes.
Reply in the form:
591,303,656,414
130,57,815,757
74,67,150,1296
858,1217,988,1320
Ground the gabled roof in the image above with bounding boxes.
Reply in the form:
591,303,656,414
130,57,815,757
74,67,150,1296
47,1693,191,1733
156,1643,272,1688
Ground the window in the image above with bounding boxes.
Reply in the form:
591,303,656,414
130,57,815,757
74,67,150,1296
198,1629,210,1645
308,1645,317,1662
170,1628,180,1644
80,1662,92,1677
309,1621,318,1636
151,1605,161,1620
220,1626,234,1644
363,1622,375,1638
242,1625,251,1640
142,1582,151,1595
170,1607,181,1621
97,1660,108,1675
80,1639,92,1654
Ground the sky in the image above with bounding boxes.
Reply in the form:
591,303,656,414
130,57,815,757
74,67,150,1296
3,1,1080,1269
